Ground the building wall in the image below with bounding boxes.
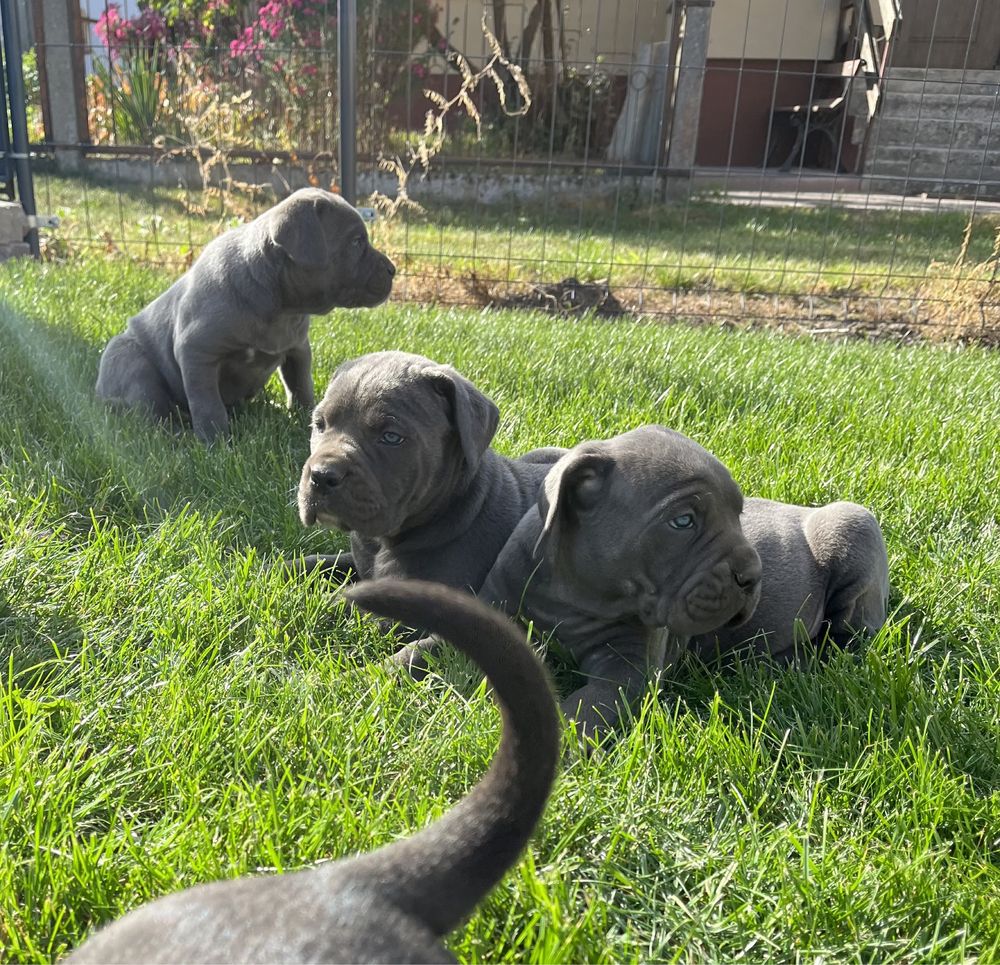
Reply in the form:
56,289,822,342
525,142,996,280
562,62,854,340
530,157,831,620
694,57,859,168
696,0,849,168
440,0,841,69
707,0,842,60
439,0,672,70
437,0,853,169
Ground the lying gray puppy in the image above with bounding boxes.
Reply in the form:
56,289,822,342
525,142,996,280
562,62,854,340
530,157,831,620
689,497,890,663
95,188,395,443
434,425,763,737
64,580,560,965
296,351,565,592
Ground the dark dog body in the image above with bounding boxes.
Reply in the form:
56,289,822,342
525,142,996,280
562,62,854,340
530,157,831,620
690,496,890,662
297,351,565,593
472,426,762,736
65,581,560,964
96,189,395,442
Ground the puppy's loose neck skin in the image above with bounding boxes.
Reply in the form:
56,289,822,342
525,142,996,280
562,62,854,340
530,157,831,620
380,448,500,549
476,511,690,743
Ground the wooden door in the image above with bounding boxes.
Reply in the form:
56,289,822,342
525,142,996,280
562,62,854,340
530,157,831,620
892,0,1000,69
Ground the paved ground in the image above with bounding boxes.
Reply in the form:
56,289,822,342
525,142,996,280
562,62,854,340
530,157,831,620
691,169,1000,214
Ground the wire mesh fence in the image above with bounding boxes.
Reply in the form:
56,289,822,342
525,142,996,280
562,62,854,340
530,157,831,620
5,0,1000,344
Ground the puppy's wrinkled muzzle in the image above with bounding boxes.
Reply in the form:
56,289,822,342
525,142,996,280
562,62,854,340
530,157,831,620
298,452,385,531
357,254,396,306
672,546,762,635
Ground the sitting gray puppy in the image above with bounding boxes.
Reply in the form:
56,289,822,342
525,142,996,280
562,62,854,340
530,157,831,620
296,351,565,592
95,188,395,443
64,580,560,965
689,497,890,663
421,425,763,737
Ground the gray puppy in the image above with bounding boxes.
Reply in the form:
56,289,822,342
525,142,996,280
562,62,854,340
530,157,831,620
64,580,560,965
95,188,395,443
689,497,890,663
464,425,763,737
296,351,564,591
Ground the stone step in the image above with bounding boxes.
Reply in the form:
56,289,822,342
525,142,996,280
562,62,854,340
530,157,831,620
869,140,1000,169
878,77,1000,97
862,174,1000,198
870,115,1000,149
865,153,1000,185
875,91,1000,117
887,66,1000,85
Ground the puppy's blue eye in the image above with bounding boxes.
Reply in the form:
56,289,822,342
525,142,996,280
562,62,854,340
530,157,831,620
669,513,695,530
379,430,403,446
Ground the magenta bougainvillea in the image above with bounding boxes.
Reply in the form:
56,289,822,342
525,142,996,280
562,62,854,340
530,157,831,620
92,0,443,150
95,4,168,51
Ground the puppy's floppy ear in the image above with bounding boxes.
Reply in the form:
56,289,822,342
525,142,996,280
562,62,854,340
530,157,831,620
267,194,328,270
534,451,614,561
427,366,500,474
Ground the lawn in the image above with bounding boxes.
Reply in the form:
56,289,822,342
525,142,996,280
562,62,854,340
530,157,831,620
30,170,1000,325
2,253,1000,962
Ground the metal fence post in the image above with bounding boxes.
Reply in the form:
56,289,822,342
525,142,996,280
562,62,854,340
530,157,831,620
338,0,357,206
0,0,38,256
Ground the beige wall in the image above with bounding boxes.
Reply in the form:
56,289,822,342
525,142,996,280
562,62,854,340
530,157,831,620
439,0,671,70
438,0,841,71
707,0,842,59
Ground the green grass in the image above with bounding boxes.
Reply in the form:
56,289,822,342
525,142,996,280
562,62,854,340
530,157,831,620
2,254,1000,962
31,169,1000,303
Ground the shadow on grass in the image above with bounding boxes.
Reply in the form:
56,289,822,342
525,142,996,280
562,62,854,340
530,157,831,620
0,304,333,563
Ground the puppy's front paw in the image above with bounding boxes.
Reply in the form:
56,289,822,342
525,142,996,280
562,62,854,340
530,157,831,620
383,643,432,681
558,695,620,758
275,553,358,583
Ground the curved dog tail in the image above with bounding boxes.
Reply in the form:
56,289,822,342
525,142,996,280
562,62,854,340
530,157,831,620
345,578,561,938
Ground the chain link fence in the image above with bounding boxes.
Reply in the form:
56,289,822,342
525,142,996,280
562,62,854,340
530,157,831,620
4,0,1000,344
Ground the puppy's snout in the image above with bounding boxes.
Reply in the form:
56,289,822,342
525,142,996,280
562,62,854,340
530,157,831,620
309,462,346,491
731,549,762,593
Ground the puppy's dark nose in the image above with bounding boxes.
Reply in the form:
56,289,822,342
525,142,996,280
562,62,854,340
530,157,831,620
733,569,760,592
386,258,397,277
310,463,345,491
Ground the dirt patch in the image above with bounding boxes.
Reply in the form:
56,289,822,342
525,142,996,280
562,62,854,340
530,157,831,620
466,273,627,319
389,268,1000,348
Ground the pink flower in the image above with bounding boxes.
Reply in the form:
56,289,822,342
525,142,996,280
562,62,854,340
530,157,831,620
94,4,122,48
302,63,318,76
229,26,264,60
